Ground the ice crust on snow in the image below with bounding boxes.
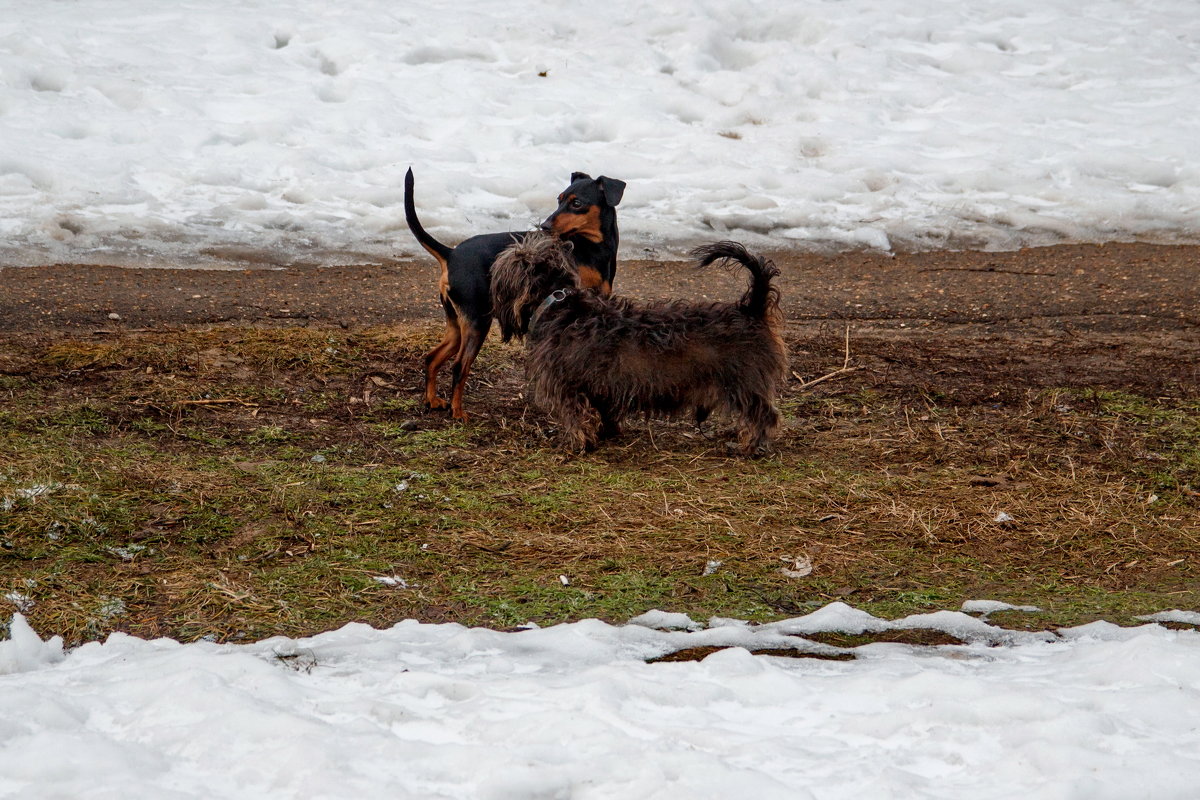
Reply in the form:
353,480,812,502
628,609,704,631
762,602,1054,645
1136,610,1200,626
962,599,1042,616
762,601,893,635
892,610,1056,645
3,0,1200,267
4,605,1200,798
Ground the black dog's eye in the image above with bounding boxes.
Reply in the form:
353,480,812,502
569,198,584,210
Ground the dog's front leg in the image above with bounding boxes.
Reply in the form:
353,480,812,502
734,395,780,456
595,400,623,441
544,392,602,452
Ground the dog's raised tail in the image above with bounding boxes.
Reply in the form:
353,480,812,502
691,241,780,320
404,168,453,265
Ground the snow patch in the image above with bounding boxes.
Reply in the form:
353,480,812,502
2,606,1200,797
628,610,703,632
0,614,65,675
1136,610,1200,626
3,0,1200,267
962,599,1042,616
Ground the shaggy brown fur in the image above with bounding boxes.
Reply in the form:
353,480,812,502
491,234,787,454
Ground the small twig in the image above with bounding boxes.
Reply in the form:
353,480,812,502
133,398,259,408
464,540,513,555
794,324,860,389
645,418,660,451
916,267,1056,277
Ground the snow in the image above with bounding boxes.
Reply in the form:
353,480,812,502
628,609,704,631
0,614,63,675
3,0,1200,267
4,608,1200,798
1137,609,1200,626
961,599,1041,616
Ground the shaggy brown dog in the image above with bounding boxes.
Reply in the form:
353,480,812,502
491,235,787,454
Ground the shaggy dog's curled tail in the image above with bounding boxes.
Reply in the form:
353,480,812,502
690,241,780,321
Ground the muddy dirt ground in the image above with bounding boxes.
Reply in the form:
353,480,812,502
3,242,1198,400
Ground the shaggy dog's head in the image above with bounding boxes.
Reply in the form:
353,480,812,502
490,232,579,341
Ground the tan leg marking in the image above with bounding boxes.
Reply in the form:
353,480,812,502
424,318,460,409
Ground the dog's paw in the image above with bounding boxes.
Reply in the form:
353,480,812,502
726,439,771,458
598,424,622,441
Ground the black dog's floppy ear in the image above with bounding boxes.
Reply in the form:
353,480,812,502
597,177,626,207
570,171,592,183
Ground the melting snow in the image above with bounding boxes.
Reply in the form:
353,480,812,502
3,607,1200,798
3,0,1200,267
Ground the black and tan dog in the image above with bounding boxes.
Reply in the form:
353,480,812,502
403,169,625,420
492,235,787,454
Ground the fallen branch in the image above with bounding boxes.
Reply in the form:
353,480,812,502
793,324,860,390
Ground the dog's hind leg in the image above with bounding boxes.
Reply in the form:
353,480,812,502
448,318,489,422
423,313,461,411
